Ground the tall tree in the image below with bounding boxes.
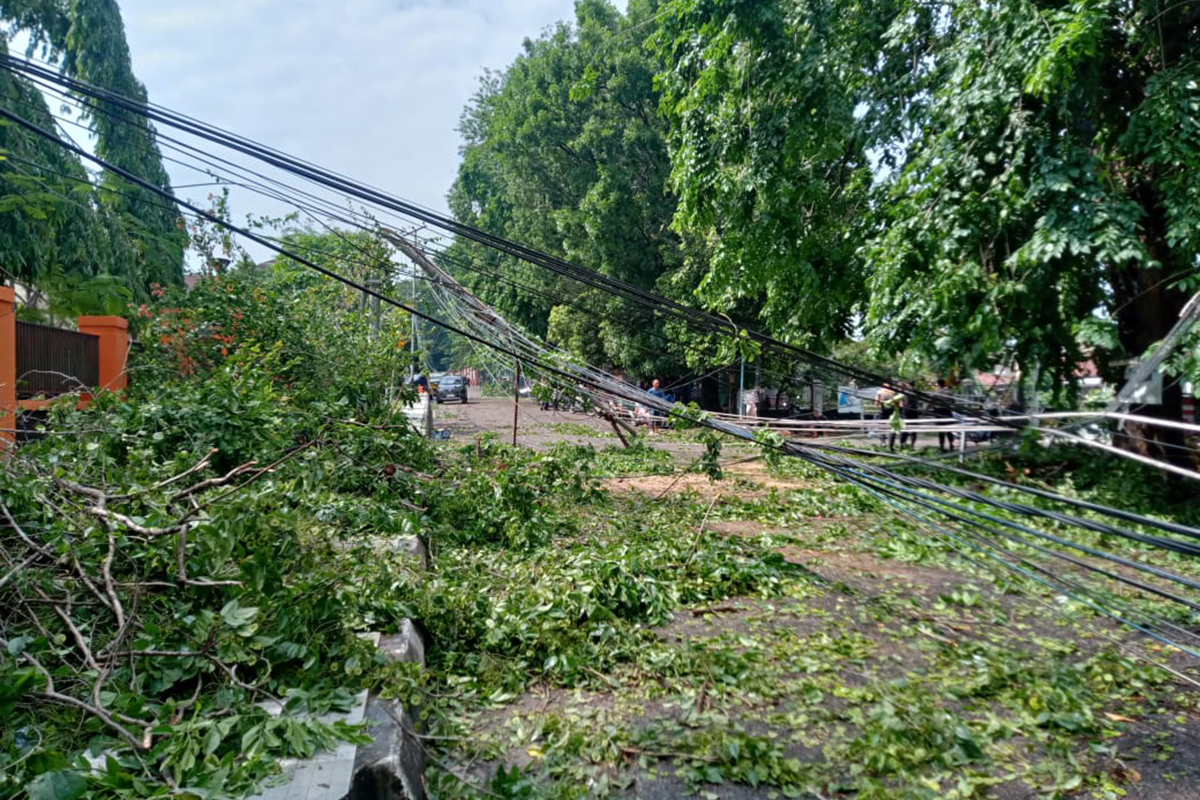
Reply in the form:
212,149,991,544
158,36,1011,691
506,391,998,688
1,0,186,294
447,0,691,379
655,0,1200,456
0,32,138,313
652,0,920,348
863,0,1199,458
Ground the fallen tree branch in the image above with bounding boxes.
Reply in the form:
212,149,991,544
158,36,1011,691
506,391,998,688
85,506,183,537
14,648,147,751
683,494,720,569
170,460,259,505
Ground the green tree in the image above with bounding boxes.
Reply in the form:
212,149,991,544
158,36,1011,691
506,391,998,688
0,39,139,312
652,0,914,348
864,0,1199,453
1,0,186,293
655,0,1200,457
447,0,690,380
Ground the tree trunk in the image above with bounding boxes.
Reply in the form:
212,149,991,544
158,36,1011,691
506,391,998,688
699,374,720,412
1107,196,1192,472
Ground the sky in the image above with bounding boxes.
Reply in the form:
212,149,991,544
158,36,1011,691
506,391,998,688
113,0,582,231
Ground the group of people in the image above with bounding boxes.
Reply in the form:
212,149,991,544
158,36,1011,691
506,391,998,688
635,378,671,432
874,378,959,453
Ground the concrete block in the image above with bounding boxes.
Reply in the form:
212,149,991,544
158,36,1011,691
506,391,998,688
400,396,433,438
249,691,369,800
395,536,428,571
377,619,426,668
348,697,426,800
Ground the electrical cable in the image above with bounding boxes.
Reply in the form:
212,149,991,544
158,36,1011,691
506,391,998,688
4,67,1198,657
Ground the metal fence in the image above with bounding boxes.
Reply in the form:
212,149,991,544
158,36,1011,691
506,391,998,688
15,321,100,398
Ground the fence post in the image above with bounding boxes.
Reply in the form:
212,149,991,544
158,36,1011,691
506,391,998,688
0,287,15,446
77,316,129,393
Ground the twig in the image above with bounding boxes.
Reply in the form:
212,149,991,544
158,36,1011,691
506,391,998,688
45,597,101,672
394,496,427,513
689,606,743,616
652,456,703,501
1,500,56,560
169,461,259,505
683,495,720,569
55,478,119,503
16,649,146,751
581,664,621,689
203,654,280,704
150,449,217,492
619,745,718,763
70,551,115,612
102,534,126,634
0,552,41,590
86,506,182,537
178,439,319,524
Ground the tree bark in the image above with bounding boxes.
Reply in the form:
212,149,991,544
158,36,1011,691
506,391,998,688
1107,193,1192,472
699,374,720,412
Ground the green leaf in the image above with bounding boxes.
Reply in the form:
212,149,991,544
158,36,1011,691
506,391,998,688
219,600,259,628
27,770,87,800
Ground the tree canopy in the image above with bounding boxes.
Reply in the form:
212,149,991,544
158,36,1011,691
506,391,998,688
653,0,1199,393
445,0,693,379
450,0,1199,423
0,0,185,304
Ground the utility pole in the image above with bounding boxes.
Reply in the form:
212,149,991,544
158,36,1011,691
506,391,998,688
738,355,746,417
411,265,418,355
366,274,380,340
512,361,521,446
754,356,761,417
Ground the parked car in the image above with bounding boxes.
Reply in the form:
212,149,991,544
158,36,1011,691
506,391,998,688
436,374,468,404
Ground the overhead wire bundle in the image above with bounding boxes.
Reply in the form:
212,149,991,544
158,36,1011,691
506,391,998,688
388,233,1200,668
1,53,1198,667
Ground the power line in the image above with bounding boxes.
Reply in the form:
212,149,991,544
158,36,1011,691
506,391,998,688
4,62,1199,657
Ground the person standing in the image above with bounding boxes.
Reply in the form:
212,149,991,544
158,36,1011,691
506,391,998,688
647,378,667,433
875,382,904,452
900,381,920,449
933,378,957,453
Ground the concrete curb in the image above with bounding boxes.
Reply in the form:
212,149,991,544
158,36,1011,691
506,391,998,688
349,619,429,800
251,534,433,800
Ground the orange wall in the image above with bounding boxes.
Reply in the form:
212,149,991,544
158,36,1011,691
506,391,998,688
77,316,130,392
0,300,130,445
0,287,15,446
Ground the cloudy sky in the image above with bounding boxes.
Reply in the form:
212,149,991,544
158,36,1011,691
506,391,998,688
114,0,582,228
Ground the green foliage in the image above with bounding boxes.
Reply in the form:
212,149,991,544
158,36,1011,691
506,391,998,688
0,249,435,798
409,493,796,694
1,1,186,293
672,402,724,479
137,245,416,420
592,437,676,476
653,0,893,348
0,401,419,796
432,436,598,549
0,73,143,308
446,0,695,378
652,0,1200,397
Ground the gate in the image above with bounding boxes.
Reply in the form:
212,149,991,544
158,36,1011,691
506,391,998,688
15,321,100,398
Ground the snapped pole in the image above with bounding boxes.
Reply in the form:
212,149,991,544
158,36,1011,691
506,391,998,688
513,361,521,447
